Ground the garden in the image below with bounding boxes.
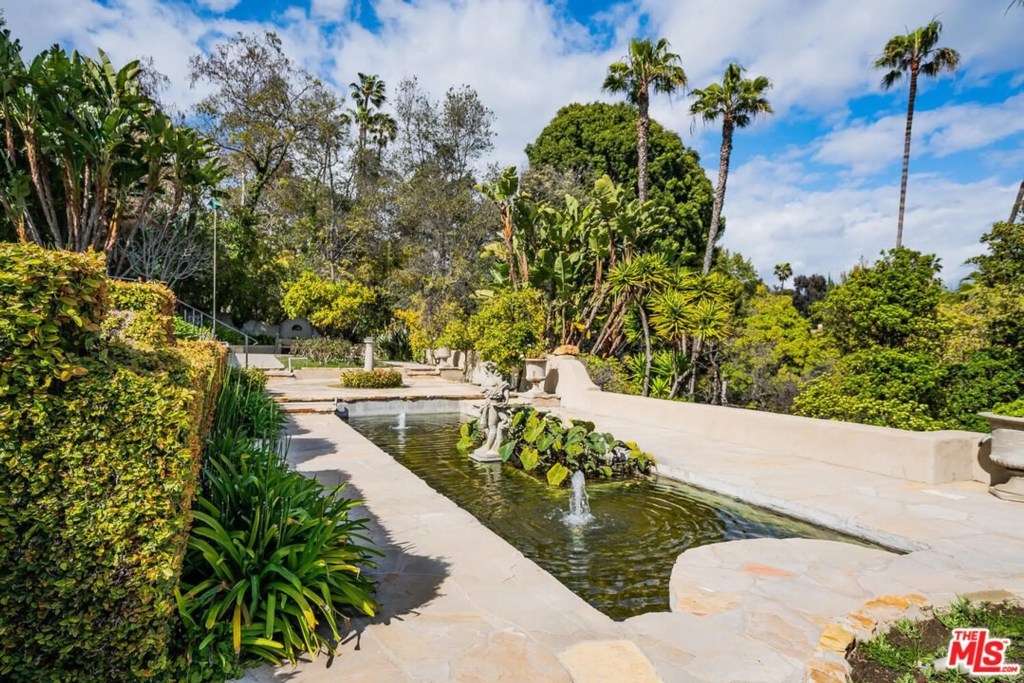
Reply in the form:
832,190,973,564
1,7,1022,683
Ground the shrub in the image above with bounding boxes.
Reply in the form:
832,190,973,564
292,337,361,365
991,398,1024,418
582,354,639,395
458,405,654,485
282,271,375,337
467,288,546,376
104,280,177,348
0,244,107,396
338,368,403,388
376,321,413,361
174,316,208,341
172,369,378,680
0,243,226,682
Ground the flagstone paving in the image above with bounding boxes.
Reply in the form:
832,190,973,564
241,381,1024,683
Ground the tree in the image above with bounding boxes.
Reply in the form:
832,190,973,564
0,28,220,256
467,288,546,378
190,32,340,217
282,271,376,339
966,221,1024,288
791,274,829,320
818,248,944,354
602,38,687,203
873,20,960,248
348,72,397,186
525,102,713,267
773,262,792,291
722,286,834,412
1009,178,1023,224
690,63,773,275
607,253,671,396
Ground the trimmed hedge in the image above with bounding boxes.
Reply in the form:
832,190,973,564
338,368,404,388
0,243,226,682
104,279,176,348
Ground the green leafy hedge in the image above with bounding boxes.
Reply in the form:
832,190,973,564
103,280,177,348
458,405,654,485
338,368,403,388
0,243,226,682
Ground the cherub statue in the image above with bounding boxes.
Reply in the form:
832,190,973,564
472,361,510,461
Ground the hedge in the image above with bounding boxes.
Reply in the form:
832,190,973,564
0,243,226,682
103,279,176,348
338,368,404,388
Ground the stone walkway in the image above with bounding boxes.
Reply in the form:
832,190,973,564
240,382,1024,683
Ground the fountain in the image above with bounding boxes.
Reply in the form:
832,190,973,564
564,470,595,526
396,412,407,430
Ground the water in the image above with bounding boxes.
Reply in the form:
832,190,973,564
395,412,406,430
565,470,595,526
351,413,882,620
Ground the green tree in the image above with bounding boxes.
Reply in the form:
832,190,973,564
773,262,792,291
965,221,1024,288
873,21,960,248
602,38,687,203
790,273,829,320
0,28,221,255
282,271,376,338
525,102,713,268
607,253,671,396
722,287,834,412
818,248,944,354
690,63,773,275
467,288,546,377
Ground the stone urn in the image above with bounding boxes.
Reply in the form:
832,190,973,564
523,357,548,397
980,412,1024,502
434,347,452,368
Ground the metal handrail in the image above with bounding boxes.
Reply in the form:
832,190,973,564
174,300,254,369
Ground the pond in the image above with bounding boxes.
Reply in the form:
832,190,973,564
351,412,879,620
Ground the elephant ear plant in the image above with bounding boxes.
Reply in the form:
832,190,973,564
458,405,654,486
171,368,380,681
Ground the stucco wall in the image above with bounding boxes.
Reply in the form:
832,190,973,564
545,355,996,485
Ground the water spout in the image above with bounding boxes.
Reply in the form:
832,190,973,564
396,412,406,430
564,470,594,526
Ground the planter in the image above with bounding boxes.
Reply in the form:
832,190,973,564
434,347,452,368
523,357,548,397
979,412,1024,502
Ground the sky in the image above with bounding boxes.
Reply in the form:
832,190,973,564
4,0,1022,284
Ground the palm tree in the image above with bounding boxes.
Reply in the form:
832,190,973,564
348,72,387,151
691,63,773,275
774,262,792,291
607,253,670,397
1009,178,1023,224
873,20,960,248
602,38,687,203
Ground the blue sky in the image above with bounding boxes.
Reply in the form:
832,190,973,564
6,0,1022,284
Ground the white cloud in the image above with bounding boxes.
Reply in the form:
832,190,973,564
310,0,351,22
722,156,1017,284
815,93,1024,173
197,0,241,12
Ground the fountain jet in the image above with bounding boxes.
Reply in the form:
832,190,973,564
565,470,594,526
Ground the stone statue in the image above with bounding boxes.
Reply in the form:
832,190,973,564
472,361,510,462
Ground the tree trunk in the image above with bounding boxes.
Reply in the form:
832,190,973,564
636,90,650,203
1009,177,1024,224
896,66,918,249
701,118,734,275
639,303,652,397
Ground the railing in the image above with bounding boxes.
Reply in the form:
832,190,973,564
175,300,255,369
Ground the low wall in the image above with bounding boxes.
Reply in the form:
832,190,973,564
338,397,476,418
545,356,996,485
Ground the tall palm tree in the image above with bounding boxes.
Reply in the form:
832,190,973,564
874,20,960,248
774,262,792,291
602,37,687,203
1009,178,1023,224
348,72,391,151
691,63,773,275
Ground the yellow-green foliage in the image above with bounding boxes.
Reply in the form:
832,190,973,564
338,368,403,388
103,279,176,348
0,243,226,682
281,271,374,336
0,244,107,395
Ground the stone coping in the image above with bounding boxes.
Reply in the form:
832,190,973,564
805,590,1024,682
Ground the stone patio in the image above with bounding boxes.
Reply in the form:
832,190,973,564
240,370,1024,682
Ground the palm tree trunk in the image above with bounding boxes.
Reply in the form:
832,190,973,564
701,118,734,275
636,91,650,203
639,304,652,397
896,68,918,249
1009,177,1024,224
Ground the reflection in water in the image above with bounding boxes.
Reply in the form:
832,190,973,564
351,413,873,620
